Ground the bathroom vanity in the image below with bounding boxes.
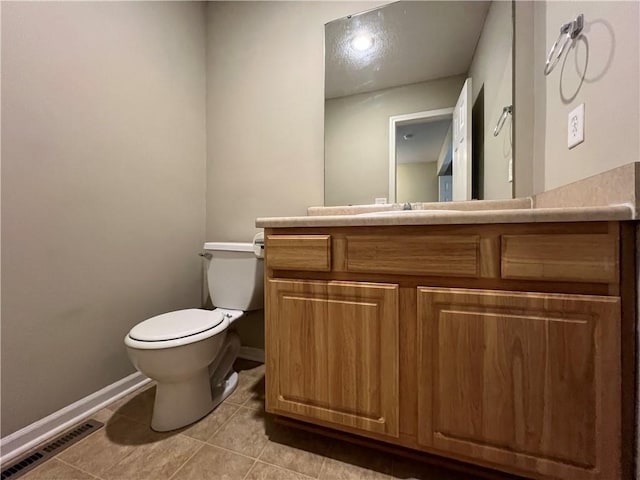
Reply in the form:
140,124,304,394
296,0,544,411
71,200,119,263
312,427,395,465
257,200,637,480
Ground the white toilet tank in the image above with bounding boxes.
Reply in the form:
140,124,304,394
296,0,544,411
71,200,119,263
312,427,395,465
203,242,264,311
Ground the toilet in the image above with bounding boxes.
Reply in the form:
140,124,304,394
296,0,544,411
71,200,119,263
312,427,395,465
124,241,263,432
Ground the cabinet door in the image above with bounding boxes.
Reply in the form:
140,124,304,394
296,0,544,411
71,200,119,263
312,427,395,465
417,287,620,480
266,279,399,438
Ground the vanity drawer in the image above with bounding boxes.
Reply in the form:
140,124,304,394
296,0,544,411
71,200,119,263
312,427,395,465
266,235,331,271
501,234,618,283
345,234,480,277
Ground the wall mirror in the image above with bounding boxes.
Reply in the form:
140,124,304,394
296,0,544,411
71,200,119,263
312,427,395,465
324,1,514,206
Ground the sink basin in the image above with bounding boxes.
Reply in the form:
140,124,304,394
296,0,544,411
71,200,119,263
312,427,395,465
358,209,458,217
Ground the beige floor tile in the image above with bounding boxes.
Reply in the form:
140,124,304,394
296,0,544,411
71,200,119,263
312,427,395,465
171,444,254,480
245,462,311,480
240,375,265,411
208,407,269,458
58,415,168,476
20,458,96,480
225,373,264,407
28,377,511,480
101,433,202,480
179,402,240,442
260,425,331,478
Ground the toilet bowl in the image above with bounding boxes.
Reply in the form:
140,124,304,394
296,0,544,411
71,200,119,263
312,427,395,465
124,242,263,432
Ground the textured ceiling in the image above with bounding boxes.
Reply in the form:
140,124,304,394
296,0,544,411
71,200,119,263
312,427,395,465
325,1,491,99
397,119,451,164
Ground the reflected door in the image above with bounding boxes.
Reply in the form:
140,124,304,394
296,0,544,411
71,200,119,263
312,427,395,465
452,78,472,201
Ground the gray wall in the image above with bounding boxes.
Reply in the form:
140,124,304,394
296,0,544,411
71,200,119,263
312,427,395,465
513,1,535,197
1,2,207,436
468,0,513,200
325,76,465,206
205,0,381,349
533,1,639,192
205,1,381,241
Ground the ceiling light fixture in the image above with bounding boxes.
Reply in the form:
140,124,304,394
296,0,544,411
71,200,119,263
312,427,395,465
351,33,374,52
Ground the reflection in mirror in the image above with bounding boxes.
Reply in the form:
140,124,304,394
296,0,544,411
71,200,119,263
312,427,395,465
390,108,454,203
324,1,513,206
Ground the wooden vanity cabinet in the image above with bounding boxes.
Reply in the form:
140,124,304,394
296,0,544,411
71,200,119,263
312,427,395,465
264,222,632,480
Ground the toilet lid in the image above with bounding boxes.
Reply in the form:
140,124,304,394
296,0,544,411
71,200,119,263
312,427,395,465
129,309,224,342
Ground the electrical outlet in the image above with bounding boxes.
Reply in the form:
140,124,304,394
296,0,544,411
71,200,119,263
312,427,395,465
568,103,585,149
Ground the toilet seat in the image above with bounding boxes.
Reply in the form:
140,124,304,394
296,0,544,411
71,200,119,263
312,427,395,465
130,309,224,342
125,309,230,350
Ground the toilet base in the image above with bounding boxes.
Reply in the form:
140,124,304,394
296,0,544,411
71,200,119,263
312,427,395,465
213,371,239,406
150,370,239,432
150,332,241,432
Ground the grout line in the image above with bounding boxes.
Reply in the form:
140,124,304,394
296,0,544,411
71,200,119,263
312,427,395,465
166,442,205,480
241,439,270,480
254,457,322,480
317,455,328,480
242,459,259,480
200,401,243,443
56,457,103,480
49,420,118,470
200,441,261,462
255,430,324,479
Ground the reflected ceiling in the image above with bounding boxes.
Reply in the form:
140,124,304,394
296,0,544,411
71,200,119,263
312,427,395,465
325,1,491,99
397,119,450,164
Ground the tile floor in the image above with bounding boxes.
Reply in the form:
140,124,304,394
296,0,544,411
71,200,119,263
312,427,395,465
19,360,519,480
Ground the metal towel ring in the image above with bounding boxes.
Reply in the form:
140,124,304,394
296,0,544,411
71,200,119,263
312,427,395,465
493,105,512,137
544,14,584,76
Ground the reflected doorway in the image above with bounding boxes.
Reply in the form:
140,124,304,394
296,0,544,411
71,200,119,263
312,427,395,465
389,108,454,203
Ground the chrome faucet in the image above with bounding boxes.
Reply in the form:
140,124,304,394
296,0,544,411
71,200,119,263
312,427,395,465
402,202,412,210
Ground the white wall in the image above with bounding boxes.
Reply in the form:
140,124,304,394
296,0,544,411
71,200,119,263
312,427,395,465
468,0,513,200
325,76,465,206
206,1,382,240
1,1,207,436
534,1,640,191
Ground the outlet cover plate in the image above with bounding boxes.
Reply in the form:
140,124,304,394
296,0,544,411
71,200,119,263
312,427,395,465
568,103,585,149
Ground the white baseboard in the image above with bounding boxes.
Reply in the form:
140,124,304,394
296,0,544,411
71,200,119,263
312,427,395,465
238,346,264,363
0,372,150,466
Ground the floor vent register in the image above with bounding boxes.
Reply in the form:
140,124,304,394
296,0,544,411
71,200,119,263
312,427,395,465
1,419,104,480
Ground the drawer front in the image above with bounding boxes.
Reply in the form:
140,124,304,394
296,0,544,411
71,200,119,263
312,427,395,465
501,234,618,283
266,235,331,271
345,235,480,277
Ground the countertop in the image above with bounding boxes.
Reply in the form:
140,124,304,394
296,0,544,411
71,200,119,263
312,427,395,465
255,204,635,228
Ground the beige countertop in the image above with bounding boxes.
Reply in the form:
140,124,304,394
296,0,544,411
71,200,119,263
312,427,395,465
256,204,635,228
